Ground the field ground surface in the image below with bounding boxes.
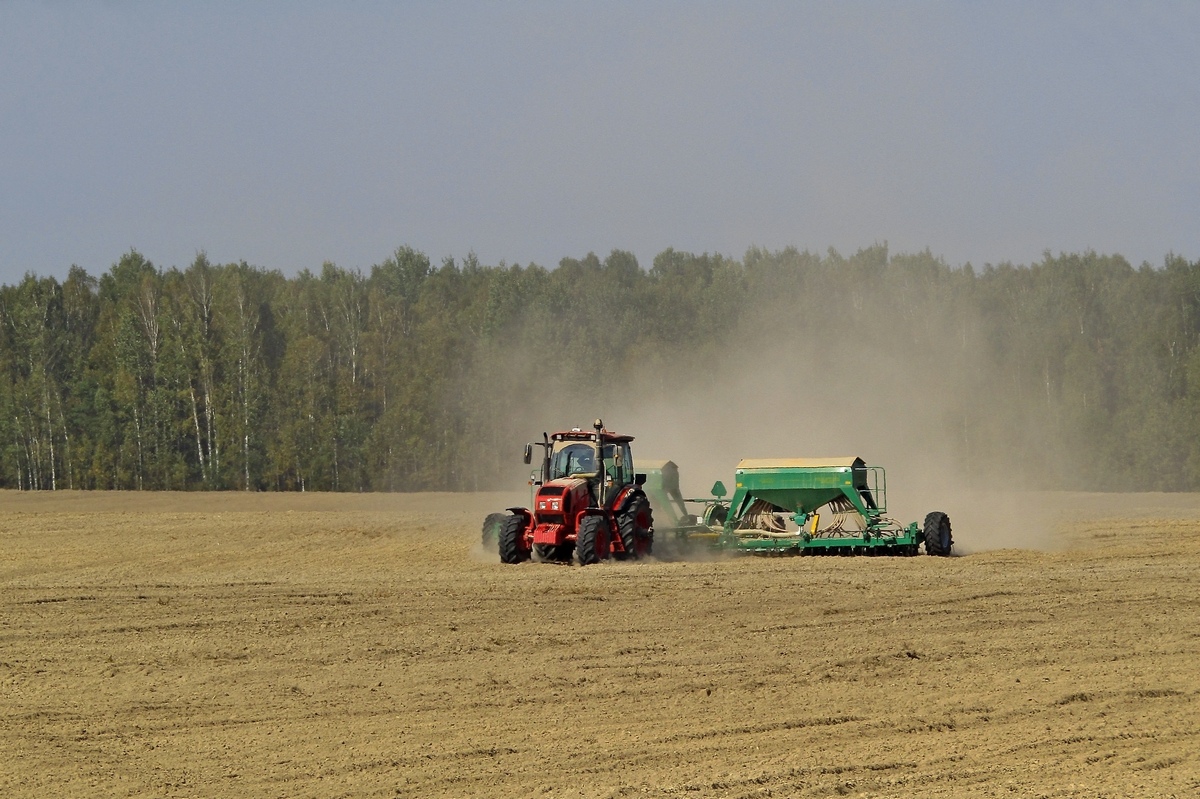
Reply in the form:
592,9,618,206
2,490,1199,798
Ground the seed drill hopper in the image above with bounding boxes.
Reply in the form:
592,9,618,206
644,456,953,556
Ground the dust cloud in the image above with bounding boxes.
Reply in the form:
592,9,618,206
467,538,501,563
479,265,1066,553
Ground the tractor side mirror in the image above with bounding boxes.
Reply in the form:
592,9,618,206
711,480,727,498
523,443,533,464
635,473,647,486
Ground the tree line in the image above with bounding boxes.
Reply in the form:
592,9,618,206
3,245,1200,492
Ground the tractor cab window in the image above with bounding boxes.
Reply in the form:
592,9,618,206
603,443,632,484
550,443,598,479
601,445,616,482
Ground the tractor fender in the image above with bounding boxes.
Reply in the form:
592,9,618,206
575,507,609,522
506,507,533,527
610,486,647,515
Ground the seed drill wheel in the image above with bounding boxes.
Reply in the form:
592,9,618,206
498,514,531,564
923,511,953,556
481,512,507,547
575,515,609,566
616,496,654,559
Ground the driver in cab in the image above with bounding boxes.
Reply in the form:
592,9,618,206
558,444,596,477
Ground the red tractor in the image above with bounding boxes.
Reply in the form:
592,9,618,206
485,419,654,565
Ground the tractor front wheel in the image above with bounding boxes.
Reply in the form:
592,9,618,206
498,514,531,564
575,515,608,566
616,497,654,559
923,511,953,556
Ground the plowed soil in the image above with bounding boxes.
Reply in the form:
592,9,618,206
2,490,1198,798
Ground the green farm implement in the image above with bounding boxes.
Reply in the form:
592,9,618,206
640,457,953,557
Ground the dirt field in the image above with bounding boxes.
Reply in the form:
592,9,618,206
2,490,1198,798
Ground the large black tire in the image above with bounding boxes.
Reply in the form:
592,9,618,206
923,511,953,556
575,515,608,566
481,512,507,546
616,496,654,560
498,514,530,564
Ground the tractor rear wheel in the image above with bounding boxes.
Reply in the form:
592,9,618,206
575,515,608,566
498,514,530,564
923,511,953,556
481,512,507,547
616,496,654,559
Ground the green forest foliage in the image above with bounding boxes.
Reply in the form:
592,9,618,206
3,245,1200,492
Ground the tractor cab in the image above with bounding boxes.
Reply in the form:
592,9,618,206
541,424,637,506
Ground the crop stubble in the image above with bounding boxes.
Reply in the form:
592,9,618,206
1,491,1198,797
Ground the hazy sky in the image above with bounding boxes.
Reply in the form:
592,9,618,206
2,2,1198,284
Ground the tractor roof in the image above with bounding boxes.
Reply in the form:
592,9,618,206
552,428,634,444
